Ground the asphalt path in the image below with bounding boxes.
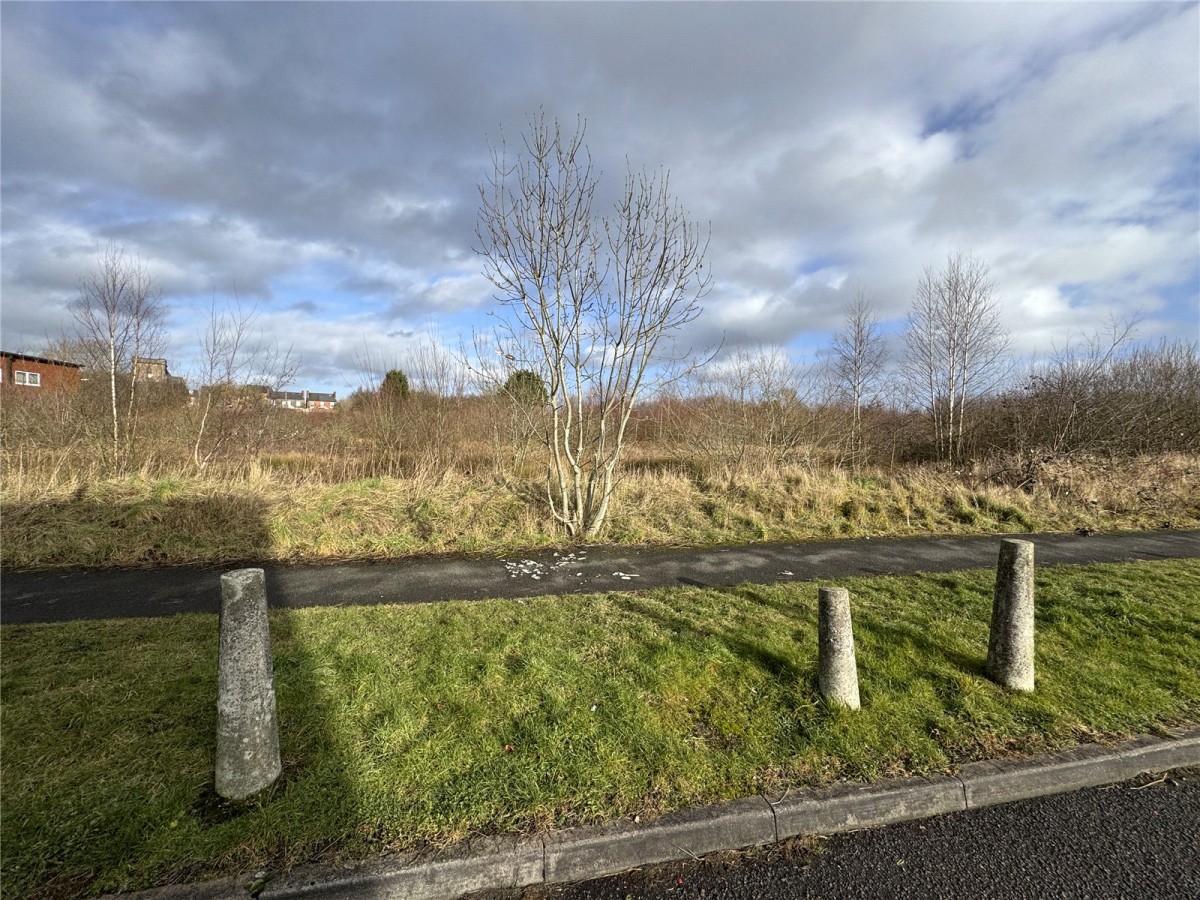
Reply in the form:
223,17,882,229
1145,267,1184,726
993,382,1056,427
2,529,1197,625
487,768,1200,900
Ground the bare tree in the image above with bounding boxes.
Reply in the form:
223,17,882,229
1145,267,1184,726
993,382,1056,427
830,288,887,468
902,253,1010,463
682,345,824,473
476,111,710,537
1014,317,1138,456
191,297,295,468
403,337,468,469
71,245,165,471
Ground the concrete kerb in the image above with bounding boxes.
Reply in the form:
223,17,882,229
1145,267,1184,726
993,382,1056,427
260,835,545,900
542,795,776,886
768,774,966,841
955,727,1200,809
105,728,1200,900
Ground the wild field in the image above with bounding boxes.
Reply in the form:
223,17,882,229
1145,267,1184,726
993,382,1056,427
2,365,1198,570
2,451,1198,572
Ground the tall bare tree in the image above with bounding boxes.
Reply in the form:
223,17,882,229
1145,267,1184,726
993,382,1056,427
477,111,710,537
71,245,165,471
902,253,1010,463
190,297,296,468
831,288,887,468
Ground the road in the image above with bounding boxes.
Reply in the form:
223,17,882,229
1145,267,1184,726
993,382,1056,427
3,529,1197,624
484,768,1200,900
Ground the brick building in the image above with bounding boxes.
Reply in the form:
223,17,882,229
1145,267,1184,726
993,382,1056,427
0,351,82,393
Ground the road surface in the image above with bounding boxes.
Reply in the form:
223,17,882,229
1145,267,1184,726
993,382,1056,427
482,768,1200,899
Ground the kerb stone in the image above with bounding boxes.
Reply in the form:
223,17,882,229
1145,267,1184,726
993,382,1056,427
958,743,1126,809
261,835,544,899
543,797,775,885
1116,728,1200,775
770,775,966,840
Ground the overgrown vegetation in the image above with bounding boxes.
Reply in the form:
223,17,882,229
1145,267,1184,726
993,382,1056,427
3,561,1197,897
3,269,1198,568
2,453,1195,571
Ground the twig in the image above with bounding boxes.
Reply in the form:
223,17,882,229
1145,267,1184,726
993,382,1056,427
1131,775,1168,790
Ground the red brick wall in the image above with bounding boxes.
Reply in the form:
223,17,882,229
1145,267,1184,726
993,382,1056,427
0,354,82,393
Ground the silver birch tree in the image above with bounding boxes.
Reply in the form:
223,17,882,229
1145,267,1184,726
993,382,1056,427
71,245,165,472
902,253,1010,463
476,112,710,538
831,289,887,467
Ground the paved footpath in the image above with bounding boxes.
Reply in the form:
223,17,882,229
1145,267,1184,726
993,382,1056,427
3,529,1198,624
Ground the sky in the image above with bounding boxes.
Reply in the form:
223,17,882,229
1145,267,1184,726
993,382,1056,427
2,1,1197,395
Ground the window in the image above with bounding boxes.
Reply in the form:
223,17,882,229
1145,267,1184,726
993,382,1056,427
14,370,41,387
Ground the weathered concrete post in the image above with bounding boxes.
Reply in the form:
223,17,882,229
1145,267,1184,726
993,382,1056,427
986,539,1036,692
216,568,281,800
818,586,861,710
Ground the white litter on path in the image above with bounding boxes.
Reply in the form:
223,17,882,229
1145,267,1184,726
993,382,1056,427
500,550,593,581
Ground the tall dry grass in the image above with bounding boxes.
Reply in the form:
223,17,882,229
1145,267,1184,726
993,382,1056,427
3,450,1196,570
3,358,1198,570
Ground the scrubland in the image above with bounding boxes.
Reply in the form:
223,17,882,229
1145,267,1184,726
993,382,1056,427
2,363,1198,571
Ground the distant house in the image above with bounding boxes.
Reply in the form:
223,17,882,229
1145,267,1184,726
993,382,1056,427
0,351,82,393
133,357,168,381
265,389,337,412
133,357,187,387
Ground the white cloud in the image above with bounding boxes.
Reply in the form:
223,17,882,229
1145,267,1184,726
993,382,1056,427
1,2,1195,389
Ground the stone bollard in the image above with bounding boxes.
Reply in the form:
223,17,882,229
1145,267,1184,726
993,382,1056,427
986,539,1036,692
818,586,861,710
215,568,282,800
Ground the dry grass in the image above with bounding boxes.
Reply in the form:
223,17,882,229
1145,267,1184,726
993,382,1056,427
3,453,1196,571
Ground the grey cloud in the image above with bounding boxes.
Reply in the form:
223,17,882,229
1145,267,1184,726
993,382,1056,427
2,1,1194,378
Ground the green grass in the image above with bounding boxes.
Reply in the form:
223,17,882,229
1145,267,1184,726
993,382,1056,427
3,560,1198,898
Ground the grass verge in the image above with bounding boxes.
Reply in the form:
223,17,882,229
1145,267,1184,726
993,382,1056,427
2,560,1198,898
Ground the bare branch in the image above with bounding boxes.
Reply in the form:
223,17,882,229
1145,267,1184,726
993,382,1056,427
901,253,1010,463
476,111,711,536
70,244,165,472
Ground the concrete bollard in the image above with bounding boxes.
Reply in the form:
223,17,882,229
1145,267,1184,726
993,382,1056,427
986,539,1036,692
215,568,282,800
818,586,861,710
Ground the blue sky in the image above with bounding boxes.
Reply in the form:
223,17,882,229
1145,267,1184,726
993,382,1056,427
2,1,1197,394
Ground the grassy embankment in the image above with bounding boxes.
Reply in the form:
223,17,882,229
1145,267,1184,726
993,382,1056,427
2,453,1196,570
3,560,1198,898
